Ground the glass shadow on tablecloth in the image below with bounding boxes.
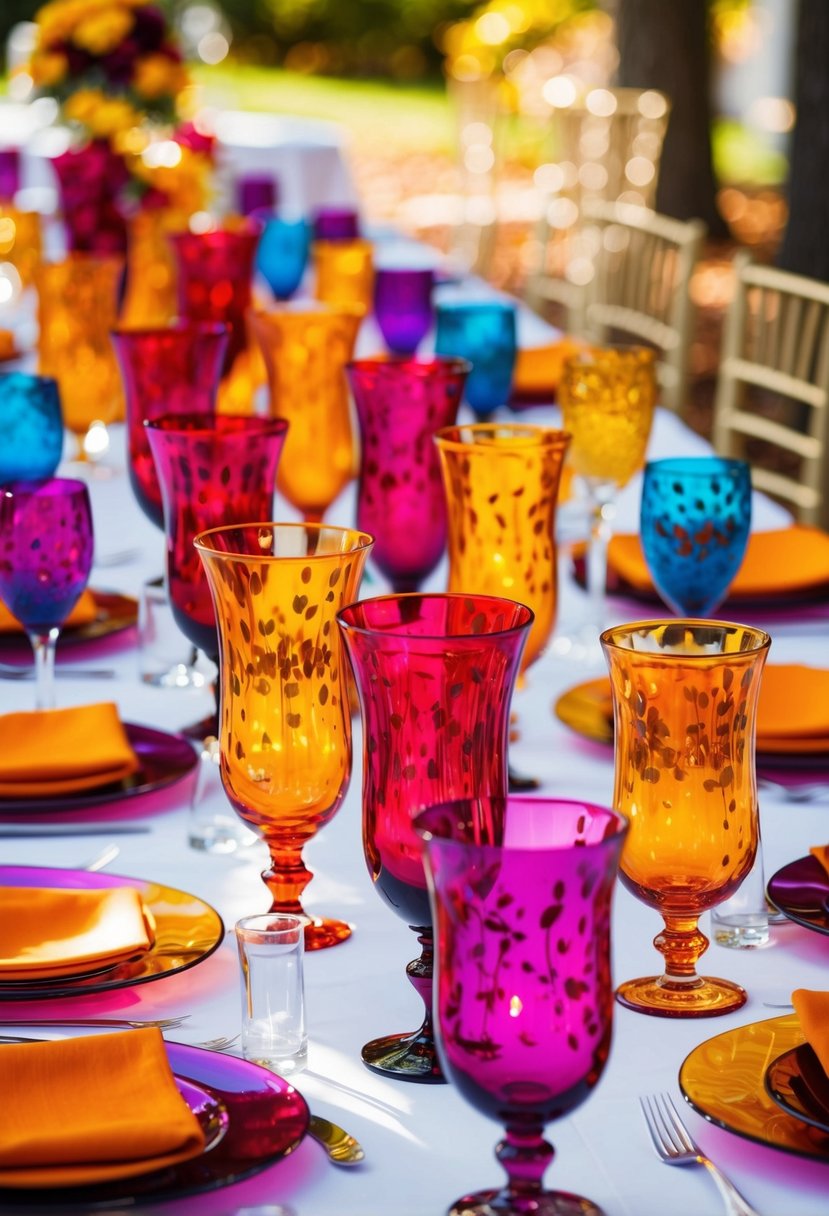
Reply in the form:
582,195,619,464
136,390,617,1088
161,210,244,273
0,1041,309,1210
0,866,223,1000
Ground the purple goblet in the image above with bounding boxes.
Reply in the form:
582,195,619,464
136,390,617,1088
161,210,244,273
373,267,435,355
112,322,229,530
237,173,279,217
416,796,627,1216
347,357,469,592
0,478,93,709
313,206,360,241
338,593,533,1082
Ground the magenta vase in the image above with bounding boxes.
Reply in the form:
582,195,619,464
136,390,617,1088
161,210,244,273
112,323,229,529
338,592,533,1082
171,224,261,374
346,357,469,592
52,141,129,254
417,795,627,1216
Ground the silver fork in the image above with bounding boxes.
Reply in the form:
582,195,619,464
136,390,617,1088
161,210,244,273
0,1032,239,1050
0,1016,189,1030
0,661,115,680
640,1094,761,1216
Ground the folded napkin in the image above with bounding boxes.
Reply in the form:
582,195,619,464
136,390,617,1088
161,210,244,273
0,587,98,633
608,525,829,600
0,330,16,361
511,337,587,401
809,847,829,879
792,989,829,1076
0,702,140,797
0,885,155,980
0,1028,205,1186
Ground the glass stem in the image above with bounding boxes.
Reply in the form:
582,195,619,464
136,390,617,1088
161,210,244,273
585,481,617,637
29,628,60,710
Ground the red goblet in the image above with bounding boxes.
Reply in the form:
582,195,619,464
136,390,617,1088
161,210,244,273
146,414,288,735
112,322,229,529
416,796,627,1216
338,593,533,1082
346,357,469,593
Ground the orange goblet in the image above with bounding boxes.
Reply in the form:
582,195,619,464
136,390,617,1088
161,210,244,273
313,238,374,314
195,522,373,949
249,304,363,522
601,619,770,1017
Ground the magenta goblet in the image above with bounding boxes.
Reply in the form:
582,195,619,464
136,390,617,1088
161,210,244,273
416,795,627,1216
0,477,93,709
112,322,229,529
346,357,469,593
338,592,533,1082
170,223,261,376
373,267,435,355
146,413,288,734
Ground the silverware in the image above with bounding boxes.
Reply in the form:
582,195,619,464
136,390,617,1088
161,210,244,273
0,1032,240,1050
0,1016,189,1030
0,825,150,837
82,843,120,871
93,547,141,567
0,662,115,680
307,1114,365,1166
641,1093,761,1216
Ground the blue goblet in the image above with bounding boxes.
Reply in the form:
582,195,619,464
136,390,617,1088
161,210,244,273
434,299,517,420
0,373,63,483
256,217,311,301
640,456,752,616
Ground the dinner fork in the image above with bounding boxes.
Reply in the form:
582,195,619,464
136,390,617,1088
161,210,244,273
640,1094,761,1216
0,661,115,680
0,1016,189,1030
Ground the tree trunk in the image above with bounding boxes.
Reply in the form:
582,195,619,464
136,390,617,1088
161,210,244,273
777,0,829,278
615,0,727,236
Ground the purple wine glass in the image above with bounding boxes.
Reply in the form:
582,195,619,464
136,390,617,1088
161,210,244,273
373,267,435,355
347,357,469,592
237,173,279,217
112,322,229,530
338,593,533,1082
313,206,360,241
0,477,94,709
416,795,627,1216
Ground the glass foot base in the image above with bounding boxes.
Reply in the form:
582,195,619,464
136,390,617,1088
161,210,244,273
303,916,352,951
616,974,747,1018
362,1030,446,1083
449,1187,604,1215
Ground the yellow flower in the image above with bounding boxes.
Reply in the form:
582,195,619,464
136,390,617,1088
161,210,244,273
30,49,69,86
133,53,187,100
63,87,103,124
73,5,135,55
87,97,139,138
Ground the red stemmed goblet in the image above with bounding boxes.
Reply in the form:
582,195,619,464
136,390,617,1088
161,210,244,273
0,477,93,709
346,357,469,593
416,795,627,1216
338,593,533,1082
146,414,289,735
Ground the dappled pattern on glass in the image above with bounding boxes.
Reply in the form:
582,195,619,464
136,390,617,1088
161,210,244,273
338,593,532,1081
641,457,752,616
171,224,260,375
348,357,468,592
435,300,517,418
196,523,372,949
112,324,228,528
417,796,626,1216
602,620,770,1017
0,373,63,483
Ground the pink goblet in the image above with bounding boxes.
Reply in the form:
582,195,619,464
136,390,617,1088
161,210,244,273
417,796,627,1216
347,357,469,592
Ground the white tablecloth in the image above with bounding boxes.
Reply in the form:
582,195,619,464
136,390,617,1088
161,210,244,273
1,392,828,1216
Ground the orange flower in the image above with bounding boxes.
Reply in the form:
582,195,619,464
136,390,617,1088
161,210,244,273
30,50,69,86
133,52,187,99
73,5,135,55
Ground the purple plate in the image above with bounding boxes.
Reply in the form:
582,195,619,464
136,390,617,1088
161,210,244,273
0,723,198,816
0,865,224,999
767,855,829,935
766,1043,829,1135
0,589,137,657
0,1040,309,1208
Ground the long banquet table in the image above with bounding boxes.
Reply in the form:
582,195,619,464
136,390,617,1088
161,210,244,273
2,385,829,1216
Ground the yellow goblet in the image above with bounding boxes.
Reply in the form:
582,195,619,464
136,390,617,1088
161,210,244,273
558,345,656,641
313,238,374,314
249,304,363,522
0,207,41,288
195,522,373,950
602,619,770,1017
36,254,125,459
435,423,571,787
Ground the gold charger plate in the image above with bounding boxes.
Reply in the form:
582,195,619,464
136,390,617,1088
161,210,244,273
0,590,137,653
680,1013,829,1161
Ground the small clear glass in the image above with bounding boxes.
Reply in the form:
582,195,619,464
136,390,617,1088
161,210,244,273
138,576,206,689
189,736,258,855
236,914,308,1077
711,846,771,949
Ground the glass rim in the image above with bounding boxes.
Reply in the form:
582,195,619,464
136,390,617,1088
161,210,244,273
434,297,517,315
643,455,751,478
433,422,570,450
346,354,471,377
0,370,59,389
248,301,365,321
414,795,629,853
563,342,656,367
1,475,89,498
194,521,374,560
337,591,535,640
600,618,771,659
235,912,307,942
144,413,289,436
110,320,230,340
170,218,262,242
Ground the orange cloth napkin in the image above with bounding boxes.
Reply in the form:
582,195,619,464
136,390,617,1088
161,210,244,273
0,886,155,980
792,989,829,1076
608,525,829,600
809,847,829,879
0,587,98,633
0,702,140,797
0,330,16,361
512,337,587,399
0,1028,205,1186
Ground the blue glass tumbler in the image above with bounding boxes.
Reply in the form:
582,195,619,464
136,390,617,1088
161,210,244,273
434,299,517,419
256,217,311,301
0,373,64,483
374,267,434,356
640,456,752,616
